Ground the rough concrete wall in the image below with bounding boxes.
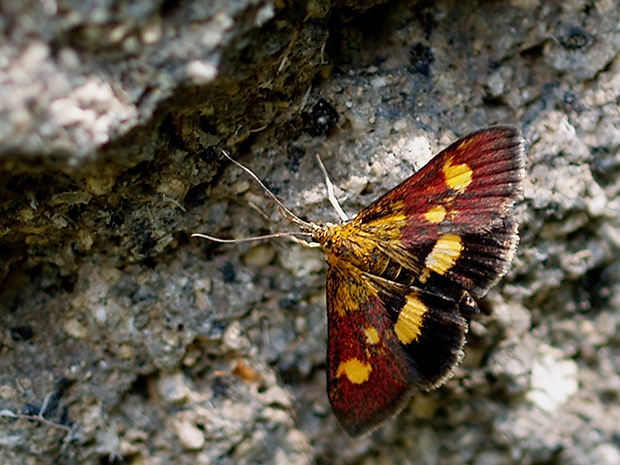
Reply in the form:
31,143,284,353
1,0,620,464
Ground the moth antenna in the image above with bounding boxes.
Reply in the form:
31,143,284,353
219,151,315,231
192,231,313,244
315,153,348,221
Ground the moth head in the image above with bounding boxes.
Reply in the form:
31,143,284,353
314,222,342,254
315,221,371,265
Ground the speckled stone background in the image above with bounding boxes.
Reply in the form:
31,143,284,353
1,0,620,464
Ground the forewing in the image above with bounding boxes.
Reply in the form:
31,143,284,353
355,126,525,297
326,262,468,436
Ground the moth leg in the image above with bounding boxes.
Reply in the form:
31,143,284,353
288,235,321,248
315,153,349,222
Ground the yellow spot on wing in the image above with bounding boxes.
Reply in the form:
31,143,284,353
329,261,376,317
443,159,473,193
423,205,447,224
337,359,372,384
364,326,380,345
333,278,359,316
425,234,463,275
457,138,474,151
394,294,427,344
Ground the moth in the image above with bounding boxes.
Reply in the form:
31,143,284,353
194,126,525,436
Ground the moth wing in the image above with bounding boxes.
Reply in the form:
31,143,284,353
355,126,525,297
326,263,467,437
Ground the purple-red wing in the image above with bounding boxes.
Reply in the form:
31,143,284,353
325,264,468,437
325,265,415,437
355,126,525,296
324,127,524,436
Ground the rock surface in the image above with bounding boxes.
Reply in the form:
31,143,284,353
1,0,620,464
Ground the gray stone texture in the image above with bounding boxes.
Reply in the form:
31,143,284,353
1,0,620,464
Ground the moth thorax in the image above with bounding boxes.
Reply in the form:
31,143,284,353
317,222,377,270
